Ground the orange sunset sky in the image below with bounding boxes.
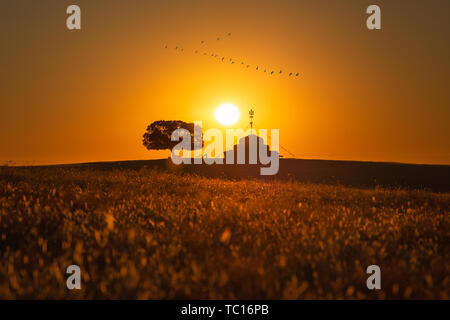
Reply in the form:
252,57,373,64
1,0,449,165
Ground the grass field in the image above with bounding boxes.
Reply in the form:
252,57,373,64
0,165,449,299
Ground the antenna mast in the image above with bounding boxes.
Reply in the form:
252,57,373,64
249,109,254,135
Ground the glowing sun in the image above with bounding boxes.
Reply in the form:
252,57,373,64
215,103,240,126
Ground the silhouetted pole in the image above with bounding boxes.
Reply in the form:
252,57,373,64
249,109,254,135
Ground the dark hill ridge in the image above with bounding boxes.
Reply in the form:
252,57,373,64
11,158,450,193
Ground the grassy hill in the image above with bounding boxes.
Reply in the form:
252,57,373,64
48,158,450,192
0,160,448,298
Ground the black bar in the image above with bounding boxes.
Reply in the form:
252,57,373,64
0,300,446,318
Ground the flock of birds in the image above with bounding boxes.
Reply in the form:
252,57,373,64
164,33,301,79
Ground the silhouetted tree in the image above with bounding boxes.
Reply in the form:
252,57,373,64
142,120,203,151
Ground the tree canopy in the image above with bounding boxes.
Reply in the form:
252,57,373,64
142,120,202,151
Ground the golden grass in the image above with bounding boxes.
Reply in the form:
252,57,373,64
0,166,448,299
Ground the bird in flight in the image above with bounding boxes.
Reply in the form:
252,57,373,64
163,34,301,81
